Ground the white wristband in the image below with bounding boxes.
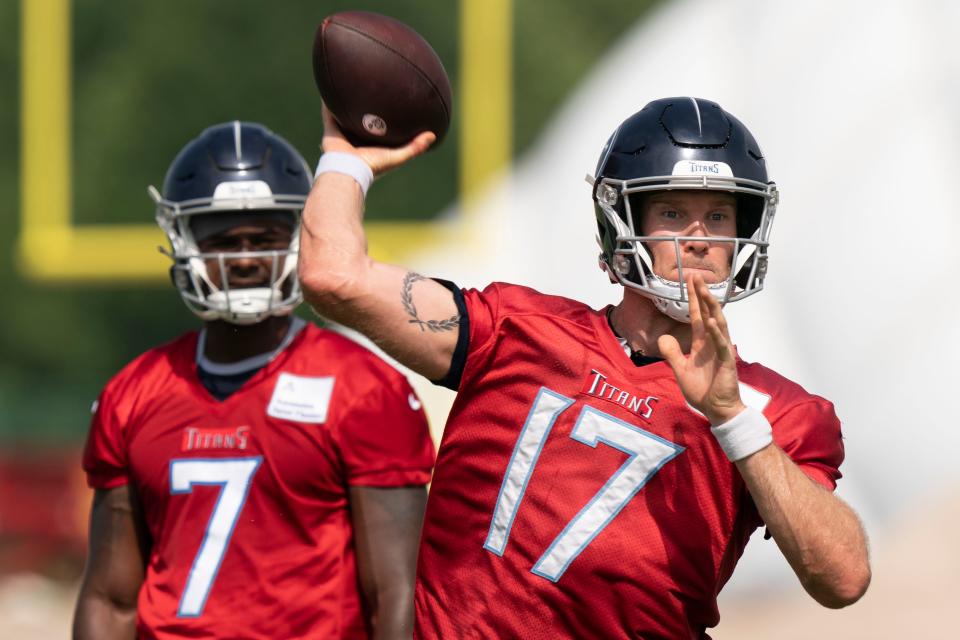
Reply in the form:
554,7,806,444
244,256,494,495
314,152,374,196
710,406,773,462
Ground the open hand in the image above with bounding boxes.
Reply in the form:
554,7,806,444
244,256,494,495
321,104,435,177
657,273,745,425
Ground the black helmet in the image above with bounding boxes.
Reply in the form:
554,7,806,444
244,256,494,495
590,97,778,321
150,121,312,324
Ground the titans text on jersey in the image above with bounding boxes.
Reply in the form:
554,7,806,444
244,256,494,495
414,283,843,640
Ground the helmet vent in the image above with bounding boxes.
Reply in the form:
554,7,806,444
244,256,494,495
660,100,730,147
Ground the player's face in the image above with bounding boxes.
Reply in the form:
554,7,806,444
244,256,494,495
197,219,294,290
639,190,737,284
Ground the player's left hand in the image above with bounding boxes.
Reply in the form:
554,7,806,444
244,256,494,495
658,273,746,426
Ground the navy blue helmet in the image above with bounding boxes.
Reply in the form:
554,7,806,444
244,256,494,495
151,121,312,324
590,97,778,321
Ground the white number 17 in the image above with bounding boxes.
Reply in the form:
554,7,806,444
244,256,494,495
484,387,683,582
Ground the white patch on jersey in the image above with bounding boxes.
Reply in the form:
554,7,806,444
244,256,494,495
90,399,99,414
267,373,335,424
738,382,771,413
408,393,422,411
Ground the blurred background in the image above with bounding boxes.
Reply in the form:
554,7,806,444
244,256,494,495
3,0,958,637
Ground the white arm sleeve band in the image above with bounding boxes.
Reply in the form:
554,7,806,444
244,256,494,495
314,152,374,196
710,406,774,462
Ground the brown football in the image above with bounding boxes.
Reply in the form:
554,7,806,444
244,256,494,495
312,11,453,148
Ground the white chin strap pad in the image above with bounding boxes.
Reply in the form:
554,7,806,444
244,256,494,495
206,288,282,325
646,276,728,323
653,297,696,323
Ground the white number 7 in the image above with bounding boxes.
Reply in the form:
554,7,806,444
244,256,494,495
485,389,683,582
169,457,262,617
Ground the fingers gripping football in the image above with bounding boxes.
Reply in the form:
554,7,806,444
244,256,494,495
321,105,435,177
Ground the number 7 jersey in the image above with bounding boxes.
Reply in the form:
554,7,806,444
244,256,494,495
83,324,435,639
415,283,844,639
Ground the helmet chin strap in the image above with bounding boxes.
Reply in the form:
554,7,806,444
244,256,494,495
642,274,729,323
206,288,285,325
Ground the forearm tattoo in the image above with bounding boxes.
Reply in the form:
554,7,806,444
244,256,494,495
401,272,460,332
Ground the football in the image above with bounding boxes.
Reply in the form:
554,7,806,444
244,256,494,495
312,11,453,148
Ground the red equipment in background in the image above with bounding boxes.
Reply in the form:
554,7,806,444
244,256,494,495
0,449,89,578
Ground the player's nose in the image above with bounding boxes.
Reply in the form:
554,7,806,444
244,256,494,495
681,222,711,252
225,252,270,283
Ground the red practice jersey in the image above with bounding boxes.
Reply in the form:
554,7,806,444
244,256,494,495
414,283,844,639
83,323,435,639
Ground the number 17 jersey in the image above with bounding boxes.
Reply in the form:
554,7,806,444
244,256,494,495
415,283,844,639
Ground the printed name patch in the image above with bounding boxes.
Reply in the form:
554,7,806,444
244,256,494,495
267,373,335,424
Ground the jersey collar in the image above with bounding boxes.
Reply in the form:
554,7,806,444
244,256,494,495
195,316,307,376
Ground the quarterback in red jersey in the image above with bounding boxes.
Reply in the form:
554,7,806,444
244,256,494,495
73,122,435,640
299,98,871,638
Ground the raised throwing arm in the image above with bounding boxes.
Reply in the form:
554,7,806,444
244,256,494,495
298,107,461,381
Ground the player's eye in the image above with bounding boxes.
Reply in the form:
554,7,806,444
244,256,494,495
204,238,241,251
251,234,289,250
661,209,679,220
